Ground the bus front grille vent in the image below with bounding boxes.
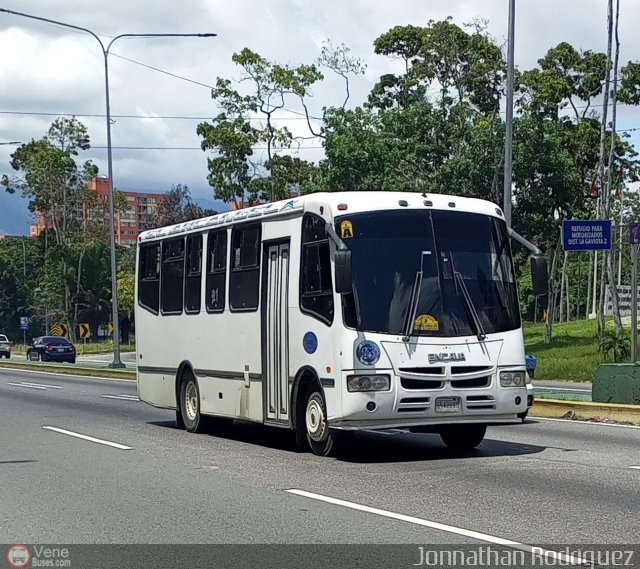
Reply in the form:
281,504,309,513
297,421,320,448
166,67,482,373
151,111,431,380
397,397,431,413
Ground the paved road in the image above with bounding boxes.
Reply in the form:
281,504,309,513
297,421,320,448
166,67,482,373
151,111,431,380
76,350,137,368
1,368,638,554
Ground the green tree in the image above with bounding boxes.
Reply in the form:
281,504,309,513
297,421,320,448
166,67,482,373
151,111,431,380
153,184,216,228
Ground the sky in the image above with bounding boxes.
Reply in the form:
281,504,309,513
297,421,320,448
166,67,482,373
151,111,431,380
1,0,639,235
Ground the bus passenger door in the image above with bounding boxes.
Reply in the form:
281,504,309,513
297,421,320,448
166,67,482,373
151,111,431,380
262,240,290,424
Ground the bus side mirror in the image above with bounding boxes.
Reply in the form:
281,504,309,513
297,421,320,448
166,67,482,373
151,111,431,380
531,254,548,297
334,249,353,294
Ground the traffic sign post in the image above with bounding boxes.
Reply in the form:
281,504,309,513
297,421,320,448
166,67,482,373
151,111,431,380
19,316,29,347
562,220,612,251
630,224,640,362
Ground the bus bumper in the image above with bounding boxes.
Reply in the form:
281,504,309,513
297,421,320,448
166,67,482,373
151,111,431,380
330,376,527,430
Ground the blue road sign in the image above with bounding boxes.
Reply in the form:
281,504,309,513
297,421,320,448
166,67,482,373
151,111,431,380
19,316,29,331
562,220,612,251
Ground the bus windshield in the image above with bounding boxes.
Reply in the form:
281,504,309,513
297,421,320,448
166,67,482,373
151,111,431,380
337,209,520,337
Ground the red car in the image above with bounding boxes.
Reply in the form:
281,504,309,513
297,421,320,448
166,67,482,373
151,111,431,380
27,336,76,364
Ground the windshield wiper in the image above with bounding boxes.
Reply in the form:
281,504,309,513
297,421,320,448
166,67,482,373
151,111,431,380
453,270,486,341
402,252,431,342
402,270,423,342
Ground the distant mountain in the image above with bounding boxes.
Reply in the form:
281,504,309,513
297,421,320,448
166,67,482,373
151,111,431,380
0,193,31,236
193,197,230,214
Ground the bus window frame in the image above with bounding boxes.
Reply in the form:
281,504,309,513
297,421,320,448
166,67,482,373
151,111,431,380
138,242,160,315
299,213,334,326
160,236,186,316
184,233,203,315
205,228,228,314
229,223,262,313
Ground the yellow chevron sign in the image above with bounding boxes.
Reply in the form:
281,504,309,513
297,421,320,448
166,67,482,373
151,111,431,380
50,323,68,337
79,323,90,339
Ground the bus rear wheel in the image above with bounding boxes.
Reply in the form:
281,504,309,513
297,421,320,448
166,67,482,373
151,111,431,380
303,389,337,457
179,371,207,433
439,425,486,451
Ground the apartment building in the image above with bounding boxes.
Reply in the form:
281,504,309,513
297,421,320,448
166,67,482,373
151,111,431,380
30,177,166,246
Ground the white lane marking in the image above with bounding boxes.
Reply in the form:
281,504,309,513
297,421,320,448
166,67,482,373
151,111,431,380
101,394,140,401
285,489,589,565
630,466,640,470
7,382,46,390
42,426,132,450
534,417,640,430
0,366,135,383
18,381,63,389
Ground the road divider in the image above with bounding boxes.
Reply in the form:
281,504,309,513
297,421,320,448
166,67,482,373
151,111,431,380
0,359,136,380
531,398,640,425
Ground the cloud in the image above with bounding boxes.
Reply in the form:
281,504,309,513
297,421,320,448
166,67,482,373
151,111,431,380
1,0,639,236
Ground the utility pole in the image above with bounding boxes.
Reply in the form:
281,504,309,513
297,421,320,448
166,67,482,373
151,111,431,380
503,0,515,227
0,8,215,367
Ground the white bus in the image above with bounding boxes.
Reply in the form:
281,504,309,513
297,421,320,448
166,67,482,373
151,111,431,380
135,191,547,456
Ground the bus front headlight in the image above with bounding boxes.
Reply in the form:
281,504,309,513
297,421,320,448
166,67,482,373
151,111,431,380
347,374,391,392
500,371,526,387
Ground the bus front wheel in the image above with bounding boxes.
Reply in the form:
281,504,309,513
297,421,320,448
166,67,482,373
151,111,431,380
303,389,337,457
439,425,486,451
179,371,207,433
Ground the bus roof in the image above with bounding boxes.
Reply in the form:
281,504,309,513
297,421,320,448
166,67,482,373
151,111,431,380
138,191,504,243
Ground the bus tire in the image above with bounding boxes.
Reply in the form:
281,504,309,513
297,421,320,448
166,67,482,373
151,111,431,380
303,389,337,457
439,424,486,451
179,370,207,433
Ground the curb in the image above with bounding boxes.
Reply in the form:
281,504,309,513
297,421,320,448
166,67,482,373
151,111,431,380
0,361,136,380
532,398,640,425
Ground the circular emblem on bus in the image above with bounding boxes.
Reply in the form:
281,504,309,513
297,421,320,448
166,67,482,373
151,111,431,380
303,332,318,354
7,545,30,569
356,340,380,365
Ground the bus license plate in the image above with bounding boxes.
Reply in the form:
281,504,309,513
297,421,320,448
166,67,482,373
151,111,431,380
436,397,461,413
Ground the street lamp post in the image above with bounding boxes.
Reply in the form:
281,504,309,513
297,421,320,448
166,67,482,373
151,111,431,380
503,0,516,228
22,237,27,346
0,8,215,368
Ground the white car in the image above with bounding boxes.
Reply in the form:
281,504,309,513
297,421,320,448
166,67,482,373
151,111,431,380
0,334,11,359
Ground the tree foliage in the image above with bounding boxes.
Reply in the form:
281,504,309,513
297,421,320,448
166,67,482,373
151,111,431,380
153,184,216,228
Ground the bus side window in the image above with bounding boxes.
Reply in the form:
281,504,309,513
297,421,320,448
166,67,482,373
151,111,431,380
138,243,160,314
229,225,261,312
300,213,334,325
185,234,202,314
161,237,185,315
206,229,227,313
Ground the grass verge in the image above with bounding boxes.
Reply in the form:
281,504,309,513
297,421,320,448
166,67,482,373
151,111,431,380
524,319,604,382
0,359,135,380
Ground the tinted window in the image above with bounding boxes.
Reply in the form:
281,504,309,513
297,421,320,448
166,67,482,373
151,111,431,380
337,210,519,336
43,337,70,345
138,243,160,313
0,335,7,342
185,234,202,314
300,214,334,325
161,238,185,314
229,225,261,311
206,230,227,312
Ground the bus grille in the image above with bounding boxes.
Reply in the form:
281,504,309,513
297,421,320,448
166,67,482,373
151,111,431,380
400,378,443,390
397,397,431,413
451,376,491,389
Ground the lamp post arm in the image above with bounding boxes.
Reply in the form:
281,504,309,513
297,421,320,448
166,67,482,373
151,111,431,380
0,8,106,52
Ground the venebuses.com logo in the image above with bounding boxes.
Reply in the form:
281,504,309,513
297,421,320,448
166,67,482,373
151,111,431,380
5,544,71,568
6,545,30,568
